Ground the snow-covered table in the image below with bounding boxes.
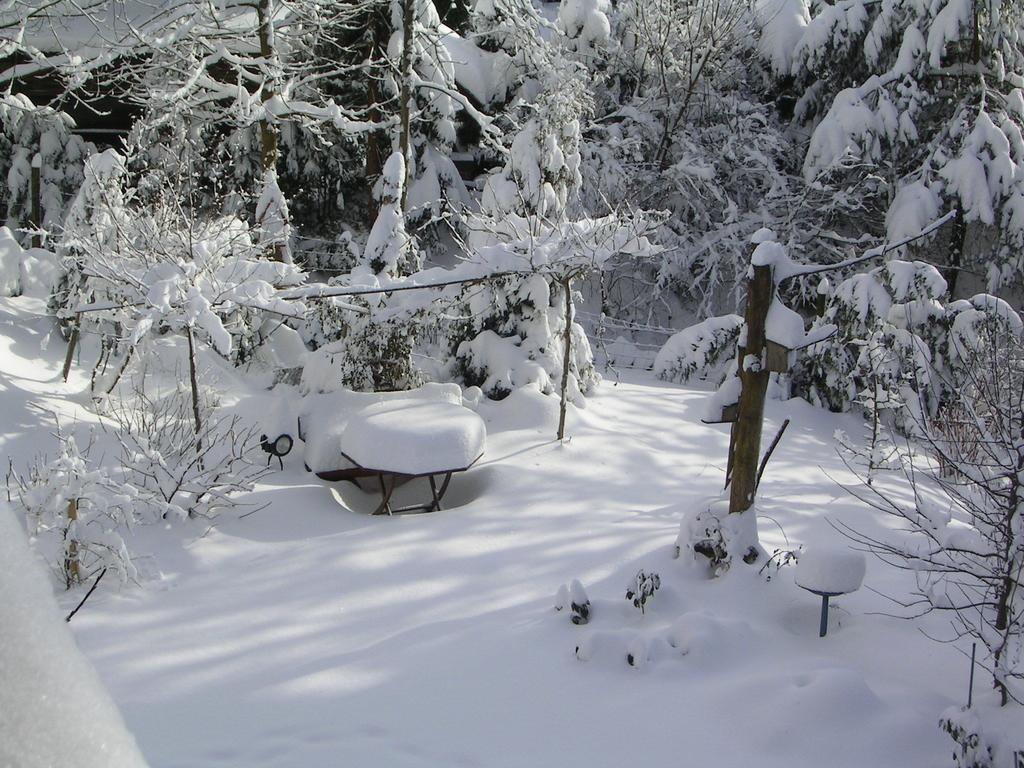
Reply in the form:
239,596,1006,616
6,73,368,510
297,385,486,515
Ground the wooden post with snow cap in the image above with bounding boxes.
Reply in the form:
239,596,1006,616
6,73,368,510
727,233,775,516
30,154,42,249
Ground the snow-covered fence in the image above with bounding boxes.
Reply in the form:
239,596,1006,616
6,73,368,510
575,310,678,371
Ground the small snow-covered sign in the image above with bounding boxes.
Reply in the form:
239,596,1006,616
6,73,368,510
795,547,866,637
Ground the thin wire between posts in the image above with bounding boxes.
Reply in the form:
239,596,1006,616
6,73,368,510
576,310,679,374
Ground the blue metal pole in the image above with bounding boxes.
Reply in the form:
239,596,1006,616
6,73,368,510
819,594,830,637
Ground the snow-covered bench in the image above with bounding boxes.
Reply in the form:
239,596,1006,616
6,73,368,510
297,383,486,515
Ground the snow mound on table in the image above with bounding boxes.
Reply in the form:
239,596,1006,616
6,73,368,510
298,383,465,473
342,401,486,475
795,547,866,594
0,503,149,768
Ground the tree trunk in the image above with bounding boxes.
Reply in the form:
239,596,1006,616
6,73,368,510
30,155,42,249
186,327,203,452
728,263,773,515
398,0,415,211
256,0,280,175
557,276,573,441
992,448,1022,705
66,498,80,588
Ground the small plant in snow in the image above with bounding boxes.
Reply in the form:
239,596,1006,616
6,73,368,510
939,707,1023,768
626,570,660,614
555,579,591,625
758,545,802,583
10,431,148,588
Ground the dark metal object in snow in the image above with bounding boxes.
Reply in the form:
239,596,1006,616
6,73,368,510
798,586,846,638
308,446,482,516
261,433,293,469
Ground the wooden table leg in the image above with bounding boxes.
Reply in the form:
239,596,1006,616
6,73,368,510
432,472,452,511
373,473,395,516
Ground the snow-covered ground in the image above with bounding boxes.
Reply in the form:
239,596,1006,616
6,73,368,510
1,294,972,767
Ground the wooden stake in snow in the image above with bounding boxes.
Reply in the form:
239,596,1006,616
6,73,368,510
61,325,79,383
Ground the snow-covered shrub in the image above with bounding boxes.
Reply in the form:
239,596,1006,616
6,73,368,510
52,149,306,385
940,706,1024,768
838,320,1024,706
679,498,764,576
0,226,22,296
453,116,659,401
654,314,743,384
626,570,660,614
10,432,148,588
557,0,613,58
254,169,292,263
104,371,271,520
0,93,93,247
481,78,587,222
301,300,424,393
450,272,595,401
555,579,591,625
366,153,418,277
300,155,424,393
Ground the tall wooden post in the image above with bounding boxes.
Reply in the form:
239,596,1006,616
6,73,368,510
30,154,42,249
728,262,774,515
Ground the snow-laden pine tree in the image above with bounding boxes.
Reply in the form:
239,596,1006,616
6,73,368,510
794,258,1020,420
300,152,423,393
0,94,92,247
788,0,1024,295
452,75,600,401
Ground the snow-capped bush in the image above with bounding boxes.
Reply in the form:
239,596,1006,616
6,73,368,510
53,149,306,384
10,432,147,588
680,498,764,575
555,579,592,625
557,0,612,58
940,706,1024,768
104,371,271,520
626,570,661,614
654,314,743,384
795,259,1019,421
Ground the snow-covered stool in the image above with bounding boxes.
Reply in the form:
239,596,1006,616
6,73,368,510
297,384,486,515
794,547,866,637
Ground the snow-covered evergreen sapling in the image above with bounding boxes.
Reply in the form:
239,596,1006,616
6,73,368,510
555,579,591,625
626,570,660,614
